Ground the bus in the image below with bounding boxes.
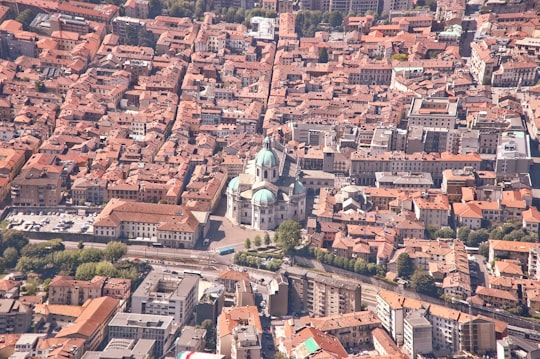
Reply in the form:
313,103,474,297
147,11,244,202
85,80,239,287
219,247,235,255
183,270,202,277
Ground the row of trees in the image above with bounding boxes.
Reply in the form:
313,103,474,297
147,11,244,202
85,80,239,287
244,233,271,249
234,252,282,271
303,247,385,277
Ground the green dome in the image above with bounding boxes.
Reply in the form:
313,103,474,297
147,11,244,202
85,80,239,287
293,180,305,195
255,148,279,167
252,188,275,205
228,176,239,192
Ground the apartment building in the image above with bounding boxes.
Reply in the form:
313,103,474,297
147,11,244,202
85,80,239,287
375,172,433,190
300,311,381,348
217,306,261,359
132,270,198,327
108,313,175,358
515,37,540,61
495,131,531,177
406,97,459,129
413,193,450,228
489,240,537,272
350,151,481,186
491,60,537,87
470,41,497,84
48,275,131,305
56,297,120,351
300,0,378,13
286,268,362,317
11,155,64,207
378,290,496,355
404,310,433,358
124,0,150,18
0,299,32,334
523,207,540,235
441,168,476,203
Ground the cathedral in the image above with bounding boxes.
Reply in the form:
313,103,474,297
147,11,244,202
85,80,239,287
226,136,307,230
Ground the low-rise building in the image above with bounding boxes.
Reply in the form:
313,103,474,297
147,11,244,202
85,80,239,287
93,199,209,248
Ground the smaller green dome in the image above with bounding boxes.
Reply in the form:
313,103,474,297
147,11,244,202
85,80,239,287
293,180,305,195
252,188,275,205
255,148,279,168
228,176,240,192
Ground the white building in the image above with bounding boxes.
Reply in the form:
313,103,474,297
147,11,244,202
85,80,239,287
131,271,198,327
226,136,306,230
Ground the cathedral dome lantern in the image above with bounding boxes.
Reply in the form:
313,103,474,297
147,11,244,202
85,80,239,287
255,136,280,182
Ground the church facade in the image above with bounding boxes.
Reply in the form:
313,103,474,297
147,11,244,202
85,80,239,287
226,137,307,230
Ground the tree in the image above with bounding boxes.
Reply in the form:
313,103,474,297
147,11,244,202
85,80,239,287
3,247,18,268
478,242,489,257
434,228,456,239
2,230,29,252
275,220,302,254
410,269,437,297
78,241,85,250
397,252,414,279
467,229,489,247
328,10,343,27
79,248,104,263
149,0,162,17
0,257,5,274
458,227,471,241
75,262,97,280
103,242,127,262
253,235,262,247
245,238,252,249
95,261,118,277
15,9,35,31
24,277,40,296
391,53,408,62
200,319,216,350
264,233,271,246
318,47,329,63
354,258,367,274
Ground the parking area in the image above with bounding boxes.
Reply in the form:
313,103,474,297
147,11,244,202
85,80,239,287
5,210,97,234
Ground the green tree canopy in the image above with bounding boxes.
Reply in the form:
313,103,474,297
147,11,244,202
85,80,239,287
3,247,18,268
244,238,251,249
253,235,261,247
397,252,415,279
467,229,489,247
478,242,489,257
391,53,408,62
1,230,29,253
410,269,437,297
75,262,97,280
264,233,271,246
95,261,118,277
457,227,471,241
103,242,127,262
434,227,456,239
275,220,302,254
15,9,35,31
